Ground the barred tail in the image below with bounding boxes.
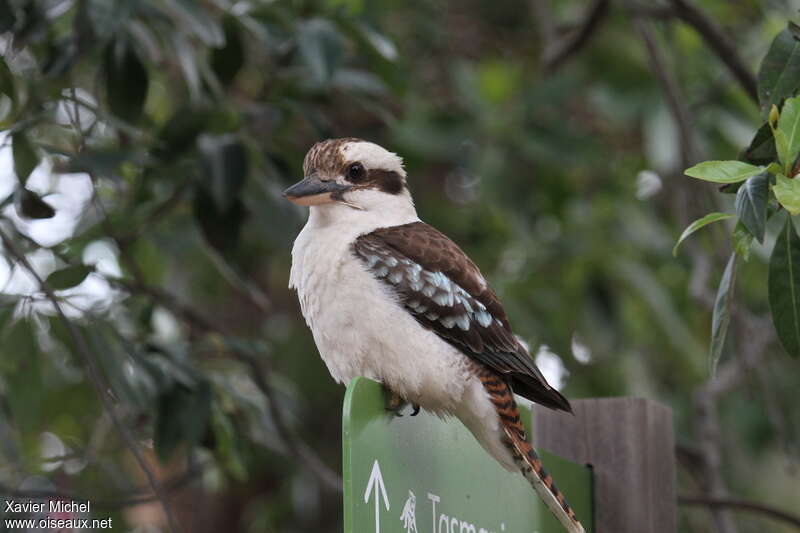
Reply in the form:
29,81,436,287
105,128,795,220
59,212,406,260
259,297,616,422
480,372,586,533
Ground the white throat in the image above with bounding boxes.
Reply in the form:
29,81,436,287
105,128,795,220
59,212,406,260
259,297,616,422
306,187,418,236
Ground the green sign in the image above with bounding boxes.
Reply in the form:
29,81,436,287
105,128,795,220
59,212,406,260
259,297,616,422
343,377,593,533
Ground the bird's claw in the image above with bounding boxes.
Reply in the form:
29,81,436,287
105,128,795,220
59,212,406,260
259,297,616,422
384,387,421,417
384,390,407,417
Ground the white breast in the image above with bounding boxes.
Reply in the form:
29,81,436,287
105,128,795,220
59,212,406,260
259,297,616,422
289,196,480,412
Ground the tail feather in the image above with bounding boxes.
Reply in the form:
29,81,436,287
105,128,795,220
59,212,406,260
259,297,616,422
480,371,586,533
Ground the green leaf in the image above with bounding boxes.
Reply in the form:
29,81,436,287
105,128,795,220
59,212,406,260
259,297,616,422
735,173,769,243
0,1,15,33
673,212,733,256
767,162,783,175
768,215,800,357
165,0,224,47
210,401,247,481
193,187,246,255
773,173,800,214
709,253,737,375
64,148,135,179
155,381,212,461
297,18,344,85
0,57,14,104
773,125,791,171
197,134,248,213
15,188,55,219
757,24,800,117
154,105,213,162
85,0,138,41
211,15,245,87
104,39,149,123
45,265,93,290
742,123,777,165
12,132,38,184
733,221,755,261
684,161,763,184
778,95,800,168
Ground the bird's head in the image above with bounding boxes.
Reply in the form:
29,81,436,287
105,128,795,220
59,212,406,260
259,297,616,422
284,138,411,215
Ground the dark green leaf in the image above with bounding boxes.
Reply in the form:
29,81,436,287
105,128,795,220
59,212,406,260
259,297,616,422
165,0,224,46
768,215,800,357
193,187,246,255
0,1,15,33
297,18,344,85
12,132,38,184
742,123,776,165
154,105,213,162
64,148,134,178
709,253,737,375
155,381,212,461
45,266,92,290
757,25,800,117
733,221,755,261
42,38,78,78
104,39,149,123
734,173,769,243
789,21,800,41
211,16,245,87
85,0,137,41
197,134,248,212
210,401,247,480
0,57,14,104
15,188,55,219
673,212,733,256
171,32,200,98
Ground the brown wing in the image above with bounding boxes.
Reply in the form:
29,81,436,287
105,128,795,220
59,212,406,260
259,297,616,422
353,221,571,412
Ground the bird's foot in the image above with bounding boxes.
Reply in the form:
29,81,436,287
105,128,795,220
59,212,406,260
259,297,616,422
385,388,419,416
384,389,407,417
383,387,421,417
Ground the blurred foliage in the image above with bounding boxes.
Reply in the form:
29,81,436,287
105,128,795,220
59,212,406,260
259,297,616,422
0,1,798,532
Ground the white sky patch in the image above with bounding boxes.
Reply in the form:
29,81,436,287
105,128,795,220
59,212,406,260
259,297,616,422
83,239,122,278
0,247,57,295
571,334,593,364
0,133,15,202
0,131,94,247
54,88,97,131
534,345,568,391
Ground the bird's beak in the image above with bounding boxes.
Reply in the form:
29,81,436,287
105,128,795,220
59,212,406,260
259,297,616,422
283,174,350,206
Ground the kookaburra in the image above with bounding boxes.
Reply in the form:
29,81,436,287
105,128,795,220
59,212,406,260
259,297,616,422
286,138,584,533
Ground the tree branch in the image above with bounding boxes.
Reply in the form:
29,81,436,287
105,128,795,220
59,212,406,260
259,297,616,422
668,0,758,103
542,0,611,73
631,13,697,167
679,495,800,529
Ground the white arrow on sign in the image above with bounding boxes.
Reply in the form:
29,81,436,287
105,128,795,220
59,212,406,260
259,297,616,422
364,459,390,533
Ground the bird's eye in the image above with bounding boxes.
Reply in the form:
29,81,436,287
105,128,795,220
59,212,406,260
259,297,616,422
347,162,365,182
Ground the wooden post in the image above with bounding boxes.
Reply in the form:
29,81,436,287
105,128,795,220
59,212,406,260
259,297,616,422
531,397,676,533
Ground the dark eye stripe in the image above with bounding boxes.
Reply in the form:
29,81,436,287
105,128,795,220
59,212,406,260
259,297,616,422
368,169,404,195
